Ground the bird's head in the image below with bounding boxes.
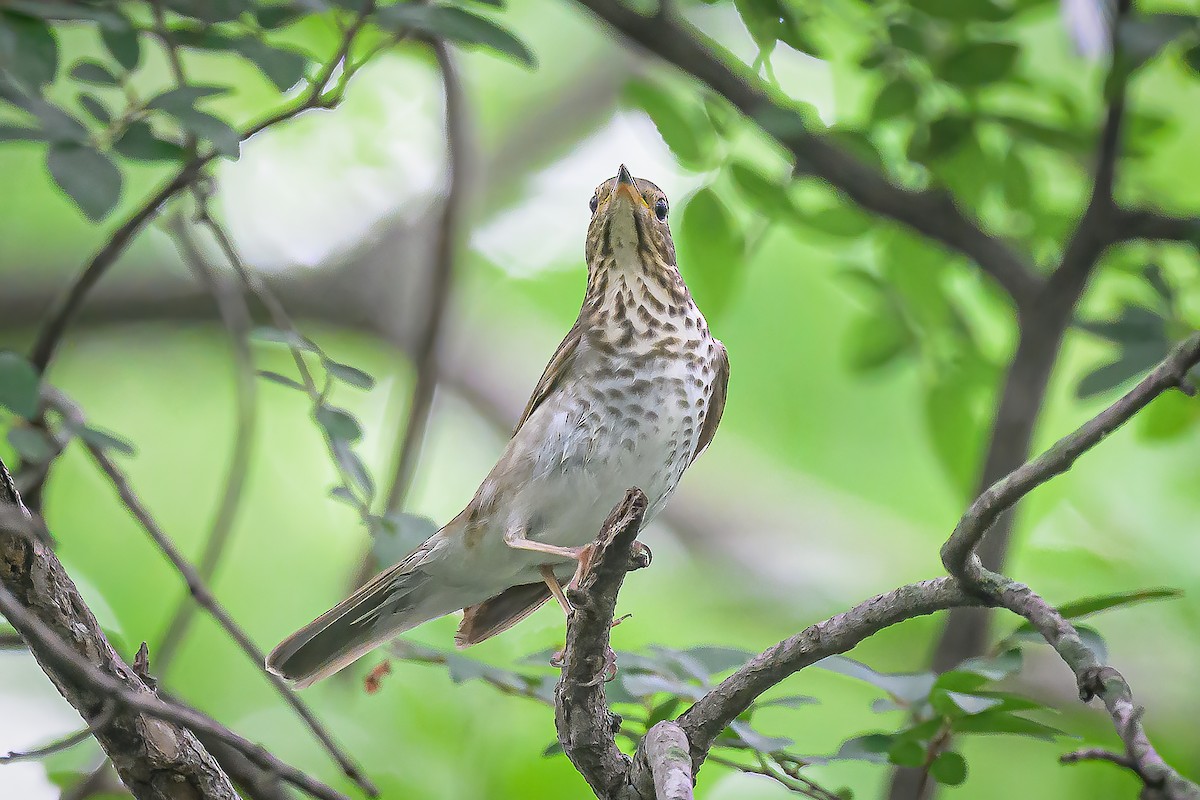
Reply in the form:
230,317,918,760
585,164,676,275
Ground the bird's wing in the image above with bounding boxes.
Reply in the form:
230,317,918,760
691,340,728,463
512,321,582,436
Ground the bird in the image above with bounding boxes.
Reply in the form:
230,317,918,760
266,165,729,688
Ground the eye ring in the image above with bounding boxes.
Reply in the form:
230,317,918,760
654,198,668,221
589,195,599,213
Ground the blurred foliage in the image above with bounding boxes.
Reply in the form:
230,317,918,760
1,0,1200,799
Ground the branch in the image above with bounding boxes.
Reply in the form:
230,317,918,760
0,701,116,764
1110,207,1200,245
155,215,258,676
941,332,1200,584
555,488,649,798
0,456,238,799
383,38,470,513
44,391,378,797
935,333,1200,799
26,2,375,377
568,0,1042,309
628,722,694,800
675,578,983,767
0,568,347,800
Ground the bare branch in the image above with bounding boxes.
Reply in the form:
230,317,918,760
0,456,238,799
0,573,347,800
629,722,694,800
155,215,258,676
555,488,649,798
0,701,115,764
676,578,982,767
941,332,1200,584
1111,207,1200,245
383,38,470,513
568,0,1042,309
44,391,377,797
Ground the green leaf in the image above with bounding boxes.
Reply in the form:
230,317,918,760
0,125,43,142
0,352,40,419
646,697,681,728
911,0,1007,22
833,733,892,762
0,12,59,90
332,440,374,499
377,5,534,67
888,21,925,53
145,85,230,113
232,38,309,91
7,427,54,464
541,740,563,757
930,751,967,786
101,25,141,71
249,326,317,350
815,656,936,703
624,80,714,170
931,689,1003,717
727,720,793,753
164,0,248,23
170,108,241,157
1076,342,1165,399
873,76,918,120
623,672,703,701
843,306,914,373
70,59,119,86
759,694,819,709
956,649,1022,681
373,511,437,567
256,5,306,28
3,1,127,29
257,370,306,390
728,162,794,217
678,187,744,321
733,0,788,49
1116,14,1198,75
1079,306,1168,345
684,645,754,675
323,359,375,390
942,42,1019,87
887,740,926,768
1138,390,1200,441
925,115,972,159
1057,587,1182,620
46,143,122,221
77,425,136,456
952,710,1067,739
315,406,362,443
78,93,110,125
1142,264,1173,303
114,121,185,162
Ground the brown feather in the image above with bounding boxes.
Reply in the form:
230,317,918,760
692,341,729,463
455,583,552,648
512,321,582,436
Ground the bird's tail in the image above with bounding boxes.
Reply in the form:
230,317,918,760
266,539,445,688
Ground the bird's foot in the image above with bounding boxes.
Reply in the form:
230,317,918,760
549,644,618,684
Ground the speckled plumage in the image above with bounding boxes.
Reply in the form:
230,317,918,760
267,167,729,687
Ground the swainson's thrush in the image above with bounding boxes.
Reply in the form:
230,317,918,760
267,165,729,687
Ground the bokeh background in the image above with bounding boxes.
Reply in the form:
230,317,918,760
1,1,1199,798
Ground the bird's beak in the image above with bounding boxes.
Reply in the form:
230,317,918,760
612,164,646,208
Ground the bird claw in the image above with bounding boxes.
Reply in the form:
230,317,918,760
628,541,652,571
583,646,619,686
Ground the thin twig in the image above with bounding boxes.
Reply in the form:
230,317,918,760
26,3,375,376
155,215,258,676
0,701,116,764
383,38,470,514
45,391,377,797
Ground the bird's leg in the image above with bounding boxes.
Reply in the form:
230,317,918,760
503,526,589,563
539,566,572,617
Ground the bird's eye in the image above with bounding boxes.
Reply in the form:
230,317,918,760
654,198,668,221
589,195,599,213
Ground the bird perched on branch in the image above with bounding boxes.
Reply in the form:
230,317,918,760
267,165,729,688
